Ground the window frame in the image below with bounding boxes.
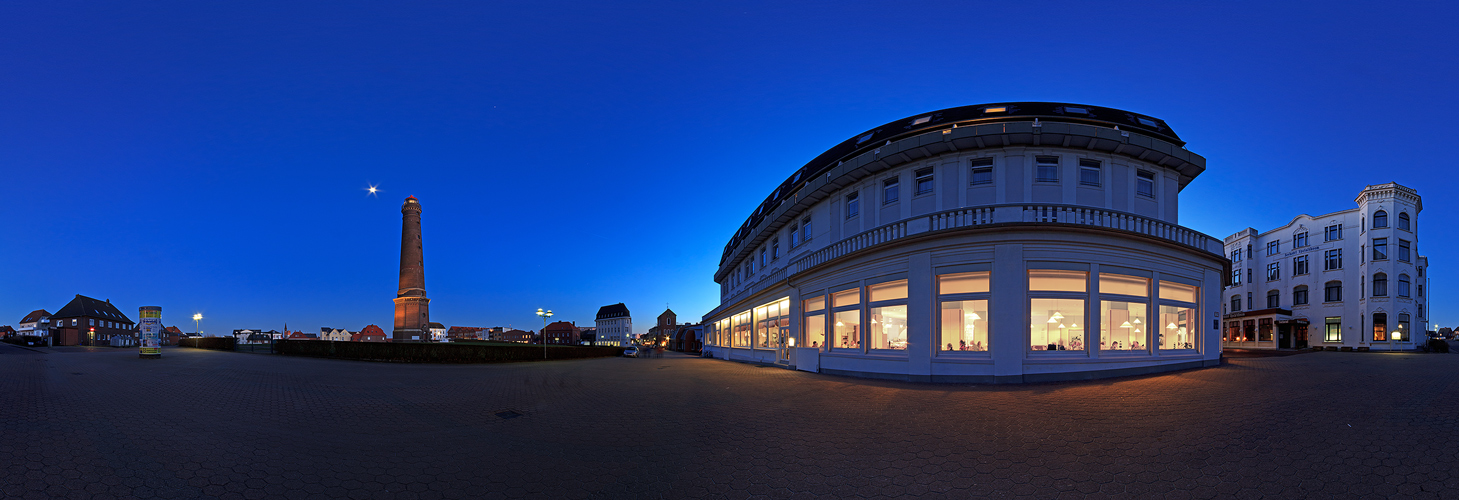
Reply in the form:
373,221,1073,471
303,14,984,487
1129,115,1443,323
1136,171,1156,198
937,271,991,355
1034,156,1060,183
914,167,935,196
882,177,900,205
1293,285,1309,306
969,158,994,185
1294,232,1309,247
1324,281,1342,302
1325,224,1342,241
845,191,859,219
1078,159,1101,187
1373,210,1388,229
1372,237,1388,260
1027,269,1088,353
1294,255,1309,276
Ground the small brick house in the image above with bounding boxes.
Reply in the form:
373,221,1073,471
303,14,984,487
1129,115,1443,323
50,295,135,346
353,324,387,342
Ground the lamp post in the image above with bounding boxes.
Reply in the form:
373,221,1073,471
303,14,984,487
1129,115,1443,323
193,313,203,337
536,308,553,359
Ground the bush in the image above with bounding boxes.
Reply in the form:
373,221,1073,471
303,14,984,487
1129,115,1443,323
1428,339,1450,353
276,340,624,363
178,337,237,351
1,335,47,347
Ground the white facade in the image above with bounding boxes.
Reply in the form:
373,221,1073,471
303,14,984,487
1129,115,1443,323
702,103,1226,383
1222,182,1427,350
594,317,632,347
320,328,351,342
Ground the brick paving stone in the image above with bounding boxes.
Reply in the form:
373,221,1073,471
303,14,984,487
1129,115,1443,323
6,342,1459,498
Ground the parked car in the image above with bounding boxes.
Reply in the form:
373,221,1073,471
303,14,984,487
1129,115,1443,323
623,347,638,358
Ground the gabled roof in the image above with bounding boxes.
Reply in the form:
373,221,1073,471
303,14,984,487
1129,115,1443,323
596,303,630,320
20,309,51,324
52,295,133,323
0,326,15,334
427,322,445,329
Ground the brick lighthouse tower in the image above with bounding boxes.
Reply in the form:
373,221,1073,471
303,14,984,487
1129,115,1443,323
392,196,429,342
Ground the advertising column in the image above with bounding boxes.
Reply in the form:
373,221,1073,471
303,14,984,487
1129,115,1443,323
139,306,162,358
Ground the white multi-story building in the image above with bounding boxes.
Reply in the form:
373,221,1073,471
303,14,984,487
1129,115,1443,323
595,303,632,347
700,102,1227,383
1222,182,1427,351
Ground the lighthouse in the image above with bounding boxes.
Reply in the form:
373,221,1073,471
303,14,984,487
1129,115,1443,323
392,196,430,342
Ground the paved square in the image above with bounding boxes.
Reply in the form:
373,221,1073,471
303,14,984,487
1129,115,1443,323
4,343,1458,499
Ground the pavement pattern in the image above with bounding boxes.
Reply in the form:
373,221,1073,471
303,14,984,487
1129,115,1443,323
4,342,1459,499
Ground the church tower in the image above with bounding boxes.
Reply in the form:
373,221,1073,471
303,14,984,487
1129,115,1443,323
393,196,429,342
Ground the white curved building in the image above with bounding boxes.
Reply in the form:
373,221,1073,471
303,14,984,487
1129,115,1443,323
701,102,1227,383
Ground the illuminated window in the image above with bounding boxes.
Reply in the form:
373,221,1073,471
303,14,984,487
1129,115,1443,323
1031,298,1085,351
803,295,825,349
1158,305,1196,350
1100,301,1147,351
1259,318,1273,342
1372,313,1387,341
867,280,909,350
1100,273,1148,297
1159,281,1197,303
939,272,990,294
869,280,908,302
831,288,861,352
1324,317,1341,342
940,300,988,352
1029,270,1087,292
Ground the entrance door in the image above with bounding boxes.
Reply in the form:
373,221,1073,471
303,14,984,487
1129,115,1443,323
1278,324,1292,349
1295,325,1309,349
776,326,792,365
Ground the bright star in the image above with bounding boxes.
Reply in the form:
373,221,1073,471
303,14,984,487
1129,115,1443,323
365,183,381,197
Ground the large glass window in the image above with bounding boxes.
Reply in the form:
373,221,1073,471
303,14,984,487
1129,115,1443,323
1373,210,1388,228
1100,273,1148,297
1398,212,1410,231
733,311,752,347
1029,270,1087,292
1324,317,1341,342
1293,285,1309,305
803,295,825,349
832,310,860,351
1294,255,1309,275
1373,238,1387,260
1259,318,1273,341
868,280,909,350
1159,305,1196,350
1325,224,1342,241
1372,312,1387,341
1396,313,1410,341
1324,281,1342,302
870,305,908,350
939,271,991,353
1159,281,1197,303
1031,299,1084,351
1100,301,1147,351
1266,262,1280,281
1295,232,1309,247
1267,290,1280,308
940,300,988,352
1324,249,1342,270
1266,241,1280,256
831,287,861,352
1372,273,1387,297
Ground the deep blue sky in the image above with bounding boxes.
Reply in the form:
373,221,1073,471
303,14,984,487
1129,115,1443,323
3,1,1456,334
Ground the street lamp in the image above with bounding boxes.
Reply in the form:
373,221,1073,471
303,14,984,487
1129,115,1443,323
536,308,553,359
193,313,203,337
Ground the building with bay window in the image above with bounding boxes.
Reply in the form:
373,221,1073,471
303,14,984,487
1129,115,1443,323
1221,182,1427,351
701,102,1227,383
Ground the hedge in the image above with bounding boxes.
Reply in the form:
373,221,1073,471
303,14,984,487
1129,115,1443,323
276,339,624,363
178,337,238,351
2,335,47,347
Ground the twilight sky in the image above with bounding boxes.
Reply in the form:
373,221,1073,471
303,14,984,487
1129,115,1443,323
3,1,1456,334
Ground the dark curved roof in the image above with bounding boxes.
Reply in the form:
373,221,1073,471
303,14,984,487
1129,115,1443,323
719,102,1187,266
596,303,630,320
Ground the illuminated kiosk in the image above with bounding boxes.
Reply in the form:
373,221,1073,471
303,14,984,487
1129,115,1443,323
701,103,1228,383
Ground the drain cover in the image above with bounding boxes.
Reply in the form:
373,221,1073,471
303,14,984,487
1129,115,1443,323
495,410,523,420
